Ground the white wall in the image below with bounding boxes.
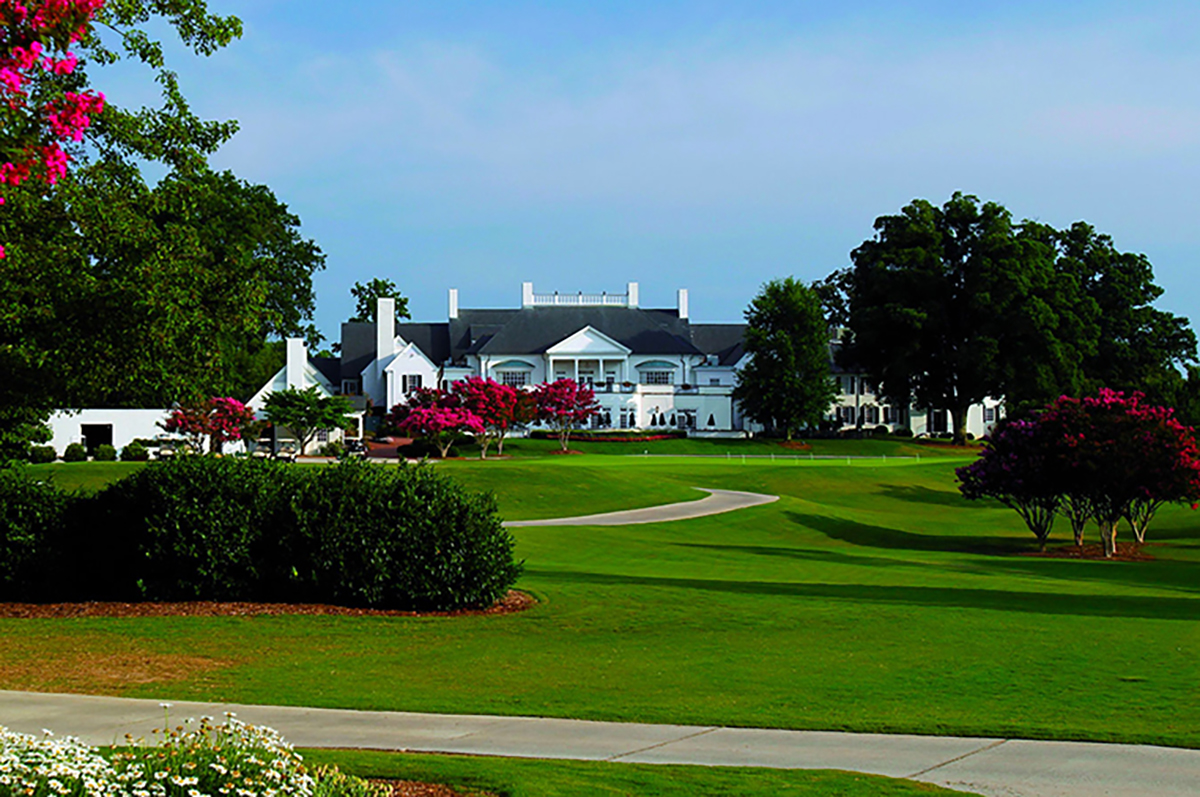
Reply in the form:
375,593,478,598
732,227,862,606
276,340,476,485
47,409,171,454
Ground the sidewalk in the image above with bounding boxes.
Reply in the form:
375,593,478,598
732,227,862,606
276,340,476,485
2,691,1197,797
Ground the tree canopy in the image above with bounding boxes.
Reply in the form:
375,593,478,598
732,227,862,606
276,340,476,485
732,277,836,440
349,278,410,325
844,193,1195,442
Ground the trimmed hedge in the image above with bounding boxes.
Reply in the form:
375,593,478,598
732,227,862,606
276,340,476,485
120,441,150,461
34,457,522,611
27,445,56,464
94,444,117,461
62,443,86,462
0,470,75,601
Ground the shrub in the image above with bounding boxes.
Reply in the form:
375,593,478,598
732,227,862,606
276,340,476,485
120,440,150,461
280,459,521,610
871,425,890,437
86,457,520,610
315,440,346,458
87,457,299,601
0,470,75,601
892,427,913,438
27,445,56,463
94,443,117,461
62,442,87,462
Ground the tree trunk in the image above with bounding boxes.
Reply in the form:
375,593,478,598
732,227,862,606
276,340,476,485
479,434,490,459
951,403,969,446
559,426,570,452
497,430,507,456
1099,518,1118,558
1072,518,1086,547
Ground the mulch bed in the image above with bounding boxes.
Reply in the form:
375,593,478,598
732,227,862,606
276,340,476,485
776,441,812,451
1019,542,1155,562
0,590,535,619
378,780,496,797
547,449,584,455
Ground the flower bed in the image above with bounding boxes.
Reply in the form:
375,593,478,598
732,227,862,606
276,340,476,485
0,716,386,797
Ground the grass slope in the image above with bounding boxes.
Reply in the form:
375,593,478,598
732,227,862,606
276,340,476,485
4,454,1199,747
302,749,974,797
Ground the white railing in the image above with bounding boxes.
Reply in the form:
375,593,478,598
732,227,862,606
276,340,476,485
532,291,629,307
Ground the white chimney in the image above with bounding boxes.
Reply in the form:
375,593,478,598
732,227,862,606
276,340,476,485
285,337,306,389
448,288,459,320
376,296,396,369
522,281,534,308
677,288,689,319
627,281,639,308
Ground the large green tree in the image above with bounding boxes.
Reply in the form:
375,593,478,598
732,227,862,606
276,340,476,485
732,277,836,440
847,193,1059,444
0,1,325,459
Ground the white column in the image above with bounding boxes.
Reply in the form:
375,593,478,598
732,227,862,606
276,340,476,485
573,359,579,383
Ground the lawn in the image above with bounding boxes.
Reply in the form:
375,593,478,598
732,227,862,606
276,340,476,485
4,450,1199,748
300,748,974,796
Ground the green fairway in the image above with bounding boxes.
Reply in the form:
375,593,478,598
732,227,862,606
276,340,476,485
19,461,147,493
301,749,974,796
4,454,1199,748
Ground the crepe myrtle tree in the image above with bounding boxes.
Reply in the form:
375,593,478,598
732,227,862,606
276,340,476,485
452,376,518,459
956,418,1063,550
1040,390,1200,557
534,378,599,452
394,405,484,459
262,386,354,455
162,396,255,453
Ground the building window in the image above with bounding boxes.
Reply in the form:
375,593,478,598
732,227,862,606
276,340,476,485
984,407,996,422
930,409,948,433
864,406,880,424
341,379,359,395
500,371,528,387
642,371,672,385
317,429,329,443
839,406,856,424
709,378,720,386
842,376,856,394
402,374,422,395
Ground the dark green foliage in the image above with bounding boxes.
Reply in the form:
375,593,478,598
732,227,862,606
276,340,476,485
282,460,521,610
78,458,520,609
62,443,87,462
120,441,150,461
94,444,118,462
89,457,295,600
348,279,410,325
892,427,914,438
315,441,346,458
872,425,890,437
733,278,838,440
27,446,57,464
0,471,75,600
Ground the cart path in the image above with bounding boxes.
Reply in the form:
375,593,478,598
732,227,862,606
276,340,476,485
502,488,779,527
3,691,1197,797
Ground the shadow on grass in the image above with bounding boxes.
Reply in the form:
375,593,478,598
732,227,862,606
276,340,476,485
674,542,939,572
786,511,1024,555
876,484,980,508
526,568,1200,620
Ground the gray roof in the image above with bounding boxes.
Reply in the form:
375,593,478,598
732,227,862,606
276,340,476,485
310,356,342,386
346,306,747,368
469,306,700,358
689,323,747,366
339,322,376,381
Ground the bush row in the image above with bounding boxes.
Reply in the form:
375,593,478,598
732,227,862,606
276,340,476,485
0,458,521,611
527,429,688,442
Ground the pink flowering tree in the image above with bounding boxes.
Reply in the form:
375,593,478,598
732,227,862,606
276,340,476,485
395,406,484,459
161,396,255,454
452,377,518,459
1,0,106,256
1040,390,1200,557
533,378,599,452
960,389,1200,558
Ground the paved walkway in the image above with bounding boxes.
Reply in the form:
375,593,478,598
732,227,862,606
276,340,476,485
3,692,1196,796
503,488,779,527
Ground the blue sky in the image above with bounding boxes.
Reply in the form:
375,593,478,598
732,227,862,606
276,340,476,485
100,1,1200,338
